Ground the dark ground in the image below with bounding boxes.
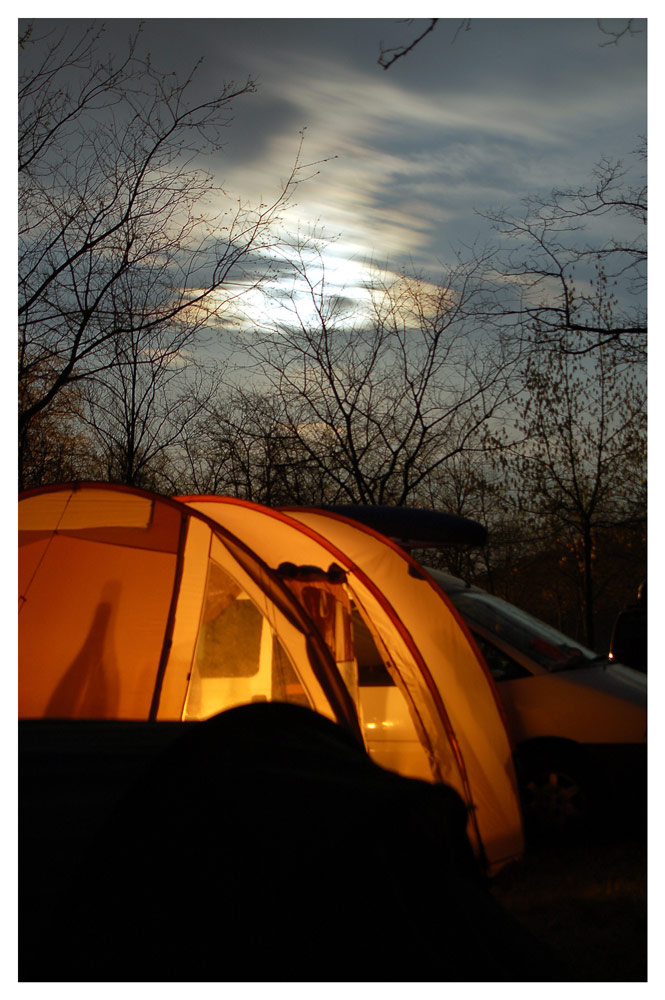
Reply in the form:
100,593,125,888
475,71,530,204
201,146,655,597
490,823,647,981
20,712,648,982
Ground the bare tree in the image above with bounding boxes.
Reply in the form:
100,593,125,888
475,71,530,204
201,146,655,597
378,19,458,70
175,387,320,503
414,452,515,587
18,361,99,491
78,320,225,491
478,142,646,361
18,21,307,482
505,333,646,648
240,248,522,507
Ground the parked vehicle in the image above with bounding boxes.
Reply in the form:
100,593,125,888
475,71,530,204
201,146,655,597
360,566,647,835
308,505,647,835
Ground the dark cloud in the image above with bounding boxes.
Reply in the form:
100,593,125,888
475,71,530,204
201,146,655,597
209,93,304,170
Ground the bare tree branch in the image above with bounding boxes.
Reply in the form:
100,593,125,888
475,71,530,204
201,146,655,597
474,142,646,362
596,19,643,47
378,19,441,70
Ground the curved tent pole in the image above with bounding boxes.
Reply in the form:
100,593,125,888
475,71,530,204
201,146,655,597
149,511,190,721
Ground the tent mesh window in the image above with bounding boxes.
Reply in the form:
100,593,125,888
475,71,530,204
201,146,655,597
183,559,313,719
271,636,310,707
197,600,263,679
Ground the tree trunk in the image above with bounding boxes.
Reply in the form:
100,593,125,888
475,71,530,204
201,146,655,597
582,521,595,649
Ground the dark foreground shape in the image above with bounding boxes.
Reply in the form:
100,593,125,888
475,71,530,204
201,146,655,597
20,703,562,982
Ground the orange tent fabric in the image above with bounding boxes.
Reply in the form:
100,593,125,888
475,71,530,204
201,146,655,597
178,495,524,869
19,483,359,735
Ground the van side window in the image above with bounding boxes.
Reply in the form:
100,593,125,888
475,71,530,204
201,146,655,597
471,633,531,682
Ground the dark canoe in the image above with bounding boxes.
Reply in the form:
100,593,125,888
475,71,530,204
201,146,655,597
310,504,488,549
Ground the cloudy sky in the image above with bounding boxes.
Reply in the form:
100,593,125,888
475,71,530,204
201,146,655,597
25,13,645,307
15,10,649,330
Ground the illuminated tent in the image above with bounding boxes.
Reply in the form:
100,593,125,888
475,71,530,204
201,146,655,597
19,482,523,870
178,495,524,869
18,483,359,736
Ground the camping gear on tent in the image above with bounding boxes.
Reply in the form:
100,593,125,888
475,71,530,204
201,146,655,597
178,496,524,871
18,483,359,735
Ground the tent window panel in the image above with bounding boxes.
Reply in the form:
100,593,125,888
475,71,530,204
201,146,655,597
183,557,314,720
272,636,311,708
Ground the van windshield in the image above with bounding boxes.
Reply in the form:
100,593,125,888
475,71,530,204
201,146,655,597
443,588,600,673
